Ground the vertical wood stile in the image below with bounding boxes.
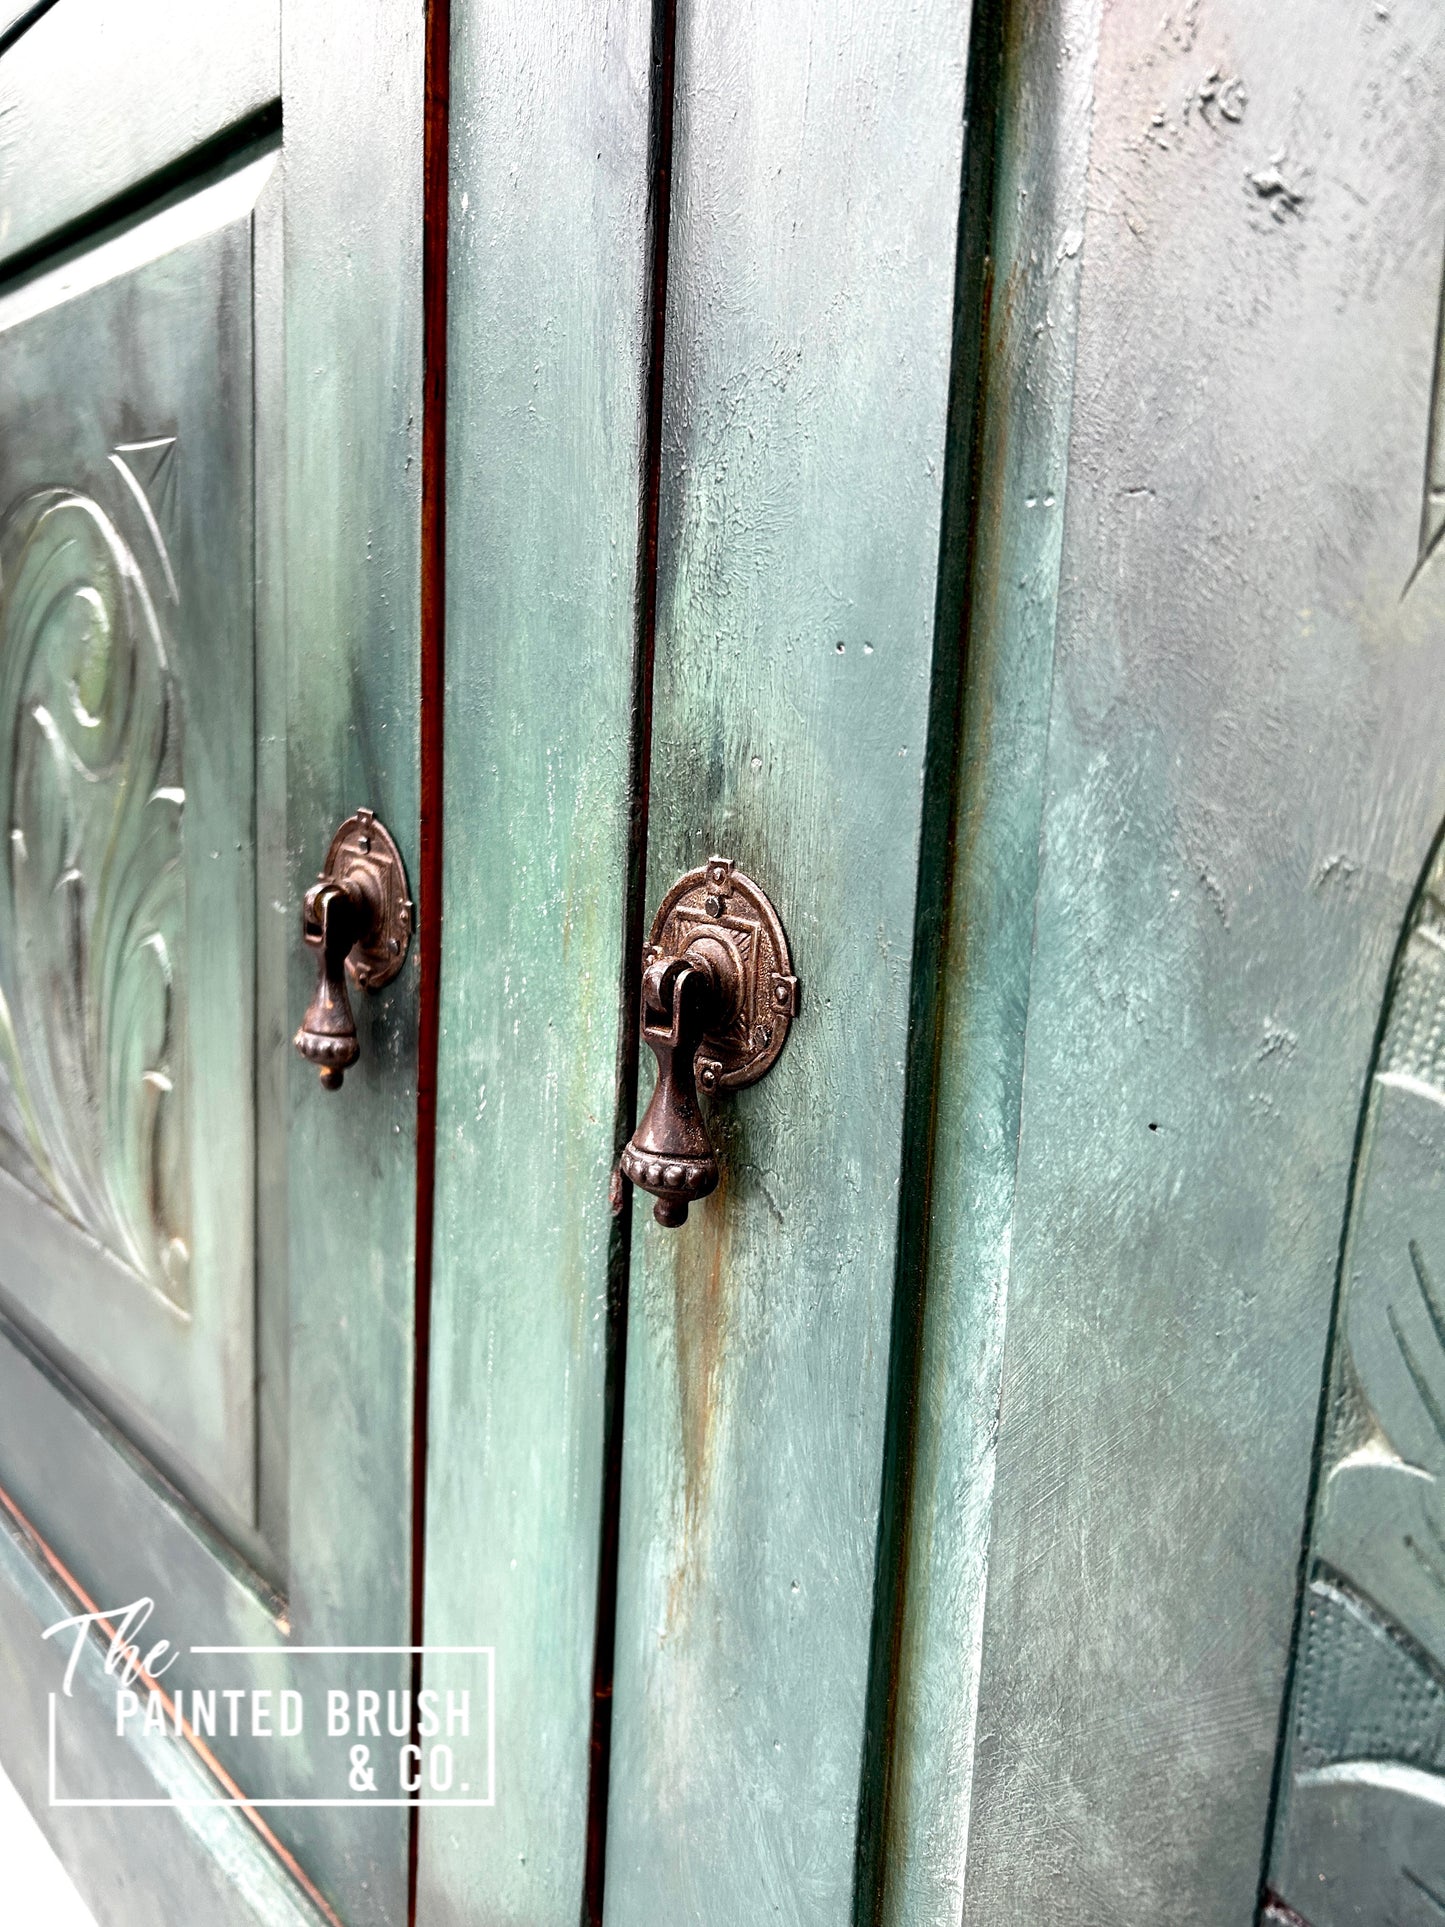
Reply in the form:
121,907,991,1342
878,1,1101,1919
283,1,426,1916
416,1,660,1919
603,2,979,1919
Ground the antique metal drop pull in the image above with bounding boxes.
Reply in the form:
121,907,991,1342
622,857,799,1226
294,810,413,1091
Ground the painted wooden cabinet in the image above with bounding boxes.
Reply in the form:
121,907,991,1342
1,1,1444,1924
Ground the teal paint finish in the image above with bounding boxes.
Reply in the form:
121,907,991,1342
0,0,280,275
602,1,977,1918
881,3,1101,1919
0,166,266,1539
280,0,427,1914
961,2,1445,1917
0,2,428,1918
416,0,658,1919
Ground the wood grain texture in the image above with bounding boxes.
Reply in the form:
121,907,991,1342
414,0,657,1919
961,2,1445,1918
879,2,1101,1920
602,1,974,1918
0,0,279,273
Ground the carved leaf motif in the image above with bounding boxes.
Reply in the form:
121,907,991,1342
1272,872,1445,1917
1308,896,1445,1662
0,486,188,1305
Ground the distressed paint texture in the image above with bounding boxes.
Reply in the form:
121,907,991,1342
602,0,976,1920
0,181,261,1536
415,0,657,1920
0,2,427,1919
962,1,1445,1919
881,1,1102,1920
277,2,426,1913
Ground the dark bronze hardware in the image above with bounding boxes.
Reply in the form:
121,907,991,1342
294,809,413,1090
622,857,799,1225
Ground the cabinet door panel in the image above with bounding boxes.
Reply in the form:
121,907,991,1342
0,158,268,1534
0,3,426,1921
0,0,280,273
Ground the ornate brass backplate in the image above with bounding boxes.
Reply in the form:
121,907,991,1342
644,856,799,1095
294,809,412,1089
623,856,799,1225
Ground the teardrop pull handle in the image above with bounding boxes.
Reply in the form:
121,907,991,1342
621,857,799,1226
294,810,413,1091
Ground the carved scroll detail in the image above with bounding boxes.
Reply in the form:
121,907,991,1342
0,485,189,1305
1269,861,1445,1916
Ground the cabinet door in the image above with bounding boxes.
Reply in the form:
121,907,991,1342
0,5,428,1922
418,0,986,1916
422,0,1445,1922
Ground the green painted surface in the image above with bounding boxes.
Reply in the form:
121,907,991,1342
960,3,1445,1917
279,0,426,1915
0,160,267,1539
0,0,280,275
0,2,427,1918
880,3,1099,1919
1269,841,1445,1917
416,0,657,1919
602,1,977,1918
